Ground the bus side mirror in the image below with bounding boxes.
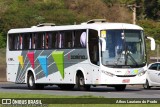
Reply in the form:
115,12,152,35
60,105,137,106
100,38,106,51
147,36,156,50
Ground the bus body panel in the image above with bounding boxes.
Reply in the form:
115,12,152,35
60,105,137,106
7,49,94,84
6,22,148,88
7,51,22,82
8,23,143,34
98,65,148,85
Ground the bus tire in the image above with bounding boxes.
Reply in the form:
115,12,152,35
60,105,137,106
143,80,151,89
114,85,126,91
27,73,36,89
76,73,90,91
27,73,44,90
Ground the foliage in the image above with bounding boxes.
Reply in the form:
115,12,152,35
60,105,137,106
138,20,160,43
65,0,132,23
0,33,5,48
0,0,159,60
144,0,160,20
137,20,160,62
0,0,77,48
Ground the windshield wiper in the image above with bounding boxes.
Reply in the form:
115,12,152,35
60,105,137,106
114,50,123,67
114,31,139,67
125,46,138,66
121,31,138,66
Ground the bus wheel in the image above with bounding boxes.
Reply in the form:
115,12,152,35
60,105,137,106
76,74,90,91
58,84,75,90
114,85,126,91
143,80,151,89
27,73,36,89
27,73,44,90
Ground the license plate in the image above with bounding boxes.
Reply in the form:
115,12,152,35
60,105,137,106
122,79,130,83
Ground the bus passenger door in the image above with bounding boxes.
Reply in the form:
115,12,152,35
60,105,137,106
88,29,100,84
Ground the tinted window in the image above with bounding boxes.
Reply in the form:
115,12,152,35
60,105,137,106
9,34,27,50
149,63,158,70
88,29,99,65
9,34,17,50
23,33,30,50
73,30,86,48
47,32,56,49
8,29,87,50
157,63,160,71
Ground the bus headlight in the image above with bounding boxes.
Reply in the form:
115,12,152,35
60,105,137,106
102,70,115,77
137,70,146,76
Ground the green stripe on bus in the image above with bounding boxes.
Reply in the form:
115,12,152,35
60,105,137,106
52,51,64,79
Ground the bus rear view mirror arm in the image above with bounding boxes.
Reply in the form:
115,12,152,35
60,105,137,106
100,38,106,51
147,36,156,51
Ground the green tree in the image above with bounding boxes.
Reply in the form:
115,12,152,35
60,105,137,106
136,0,145,20
0,33,5,48
144,0,160,20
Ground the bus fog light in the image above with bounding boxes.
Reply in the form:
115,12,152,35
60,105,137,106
102,70,115,77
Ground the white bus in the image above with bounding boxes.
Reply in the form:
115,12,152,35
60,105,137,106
6,19,155,91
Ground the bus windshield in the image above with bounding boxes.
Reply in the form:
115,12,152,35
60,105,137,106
101,30,146,68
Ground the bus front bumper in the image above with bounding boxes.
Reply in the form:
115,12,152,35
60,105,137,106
95,74,146,85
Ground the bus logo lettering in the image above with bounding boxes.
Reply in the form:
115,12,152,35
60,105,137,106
71,54,87,59
8,58,14,61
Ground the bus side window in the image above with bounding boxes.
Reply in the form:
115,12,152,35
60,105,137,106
80,32,86,48
36,33,44,49
74,30,86,48
42,33,45,49
55,32,59,48
48,32,56,49
48,32,52,49
13,34,23,50
23,33,29,50
45,32,49,49
32,34,36,49
64,31,72,48
15,35,19,50
34,33,38,49
9,34,15,50
46,32,57,49
29,34,32,49
88,29,99,65
72,31,75,47
19,34,23,50
55,32,64,48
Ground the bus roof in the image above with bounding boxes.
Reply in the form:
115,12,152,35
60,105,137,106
8,22,143,34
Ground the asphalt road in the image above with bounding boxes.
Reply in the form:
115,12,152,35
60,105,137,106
0,82,160,98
